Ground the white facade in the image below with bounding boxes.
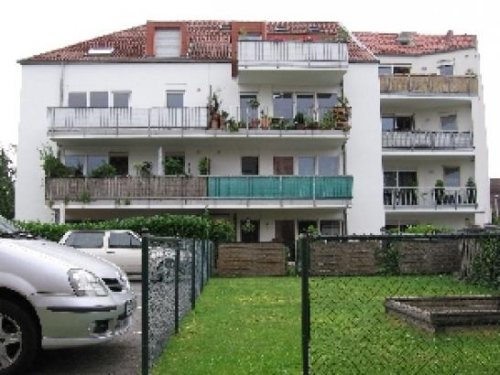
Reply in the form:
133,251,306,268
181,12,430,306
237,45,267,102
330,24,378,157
16,26,490,245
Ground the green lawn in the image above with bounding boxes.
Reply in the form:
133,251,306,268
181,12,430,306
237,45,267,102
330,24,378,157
153,276,500,374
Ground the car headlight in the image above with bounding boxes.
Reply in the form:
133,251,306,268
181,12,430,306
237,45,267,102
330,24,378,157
117,269,130,291
68,269,109,297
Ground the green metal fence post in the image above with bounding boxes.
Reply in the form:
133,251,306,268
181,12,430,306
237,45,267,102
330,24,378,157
141,230,149,375
174,239,181,334
191,238,196,310
301,237,310,375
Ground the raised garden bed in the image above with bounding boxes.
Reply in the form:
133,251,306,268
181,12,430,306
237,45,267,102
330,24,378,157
385,296,500,333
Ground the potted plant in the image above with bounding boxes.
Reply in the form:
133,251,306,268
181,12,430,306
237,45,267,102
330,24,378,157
320,110,336,130
248,98,260,110
294,112,306,129
208,92,221,129
133,161,152,178
226,118,239,132
241,219,256,233
198,156,211,175
89,163,117,178
434,179,445,205
260,110,270,129
466,177,477,204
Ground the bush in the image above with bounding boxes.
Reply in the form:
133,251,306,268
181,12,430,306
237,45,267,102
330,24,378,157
469,237,500,289
17,214,235,243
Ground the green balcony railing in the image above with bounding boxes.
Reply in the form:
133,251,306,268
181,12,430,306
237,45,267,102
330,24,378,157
208,176,353,200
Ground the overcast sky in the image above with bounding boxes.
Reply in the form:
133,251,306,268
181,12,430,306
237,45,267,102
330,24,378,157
1,0,497,176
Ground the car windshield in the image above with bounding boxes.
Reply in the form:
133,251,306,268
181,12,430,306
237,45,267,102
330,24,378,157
0,215,19,234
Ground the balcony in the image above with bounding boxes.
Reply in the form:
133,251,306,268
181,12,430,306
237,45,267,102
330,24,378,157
45,176,353,206
47,107,349,140
379,75,478,96
382,131,474,150
384,187,477,210
237,41,348,85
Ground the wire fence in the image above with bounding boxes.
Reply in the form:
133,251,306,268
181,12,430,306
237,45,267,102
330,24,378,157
299,233,500,374
141,235,214,374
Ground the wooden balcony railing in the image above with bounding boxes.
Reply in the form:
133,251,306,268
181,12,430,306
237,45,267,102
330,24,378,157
379,75,478,95
382,131,474,150
45,176,353,202
384,186,477,209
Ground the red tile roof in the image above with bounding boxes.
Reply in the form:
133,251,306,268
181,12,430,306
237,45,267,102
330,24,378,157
353,31,476,56
20,21,376,64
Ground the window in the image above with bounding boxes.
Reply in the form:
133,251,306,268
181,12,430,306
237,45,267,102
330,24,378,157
393,66,411,74
65,232,104,249
65,155,85,176
239,32,262,41
90,92,108,108
154,29,181,57
298,157,315,176
109,232,141,249
241,157,259,175
167,91,184,108
273,93,293,122
164,154,185,175
320,220,341,236
444,167,460,187
239,94,258,124
109,154,129,176
318,156,339,176
439,65,454,76
440,115,457,131
382,115,413,131
383,171,417,187
113,92,130,108
296,94,314,118
87,155,107,175
378,66,392,75
273,157,293,175
68,92,87,108
317,93,337,120
298,220,317,235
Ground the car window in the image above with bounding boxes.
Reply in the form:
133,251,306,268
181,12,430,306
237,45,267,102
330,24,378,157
0,215,18,234
109,232,141,249
65,232,104,248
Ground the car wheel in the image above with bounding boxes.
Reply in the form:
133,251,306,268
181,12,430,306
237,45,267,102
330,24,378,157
0,300,39,375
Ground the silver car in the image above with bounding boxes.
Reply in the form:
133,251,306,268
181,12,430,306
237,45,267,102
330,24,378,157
0,217,136,374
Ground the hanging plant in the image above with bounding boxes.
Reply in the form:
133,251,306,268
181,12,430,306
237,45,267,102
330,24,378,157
241,219,256,233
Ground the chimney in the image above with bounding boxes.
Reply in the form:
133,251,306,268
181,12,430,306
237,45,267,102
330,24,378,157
397,32,415,45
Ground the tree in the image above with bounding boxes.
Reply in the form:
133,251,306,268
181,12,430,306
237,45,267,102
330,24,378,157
0,147,15,219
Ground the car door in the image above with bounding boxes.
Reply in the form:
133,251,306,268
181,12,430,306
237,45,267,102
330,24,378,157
107,231,142,276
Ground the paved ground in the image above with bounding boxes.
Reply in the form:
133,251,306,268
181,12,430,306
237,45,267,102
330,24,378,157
26,282,142,375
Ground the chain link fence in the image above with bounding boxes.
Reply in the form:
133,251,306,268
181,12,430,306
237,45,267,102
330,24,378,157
141,235,214,374
299,233,500,374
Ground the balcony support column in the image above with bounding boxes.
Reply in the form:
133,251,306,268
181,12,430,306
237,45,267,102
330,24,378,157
157,146,164,176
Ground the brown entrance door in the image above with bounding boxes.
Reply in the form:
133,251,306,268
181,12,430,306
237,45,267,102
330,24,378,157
275,220,296,260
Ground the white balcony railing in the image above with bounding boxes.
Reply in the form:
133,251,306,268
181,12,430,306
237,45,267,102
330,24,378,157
47,107,209,130
384,186,477,209
382,131,474,150
238,41,348,69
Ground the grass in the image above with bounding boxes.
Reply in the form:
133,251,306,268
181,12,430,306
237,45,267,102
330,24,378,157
153,276,500,374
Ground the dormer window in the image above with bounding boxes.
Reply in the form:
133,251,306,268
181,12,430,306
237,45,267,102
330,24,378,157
154,29,181,57
87,47,114,56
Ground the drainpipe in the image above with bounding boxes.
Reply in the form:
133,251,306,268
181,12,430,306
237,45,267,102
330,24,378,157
59,63,65,106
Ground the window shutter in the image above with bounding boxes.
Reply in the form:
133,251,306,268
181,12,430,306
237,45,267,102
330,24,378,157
155,29,181,57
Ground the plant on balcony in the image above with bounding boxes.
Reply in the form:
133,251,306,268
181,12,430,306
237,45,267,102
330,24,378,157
241,218,256,234
208,92,222,129
226,118,239,132
305,116,318,130
335,27,350,43
164,156,184,175
260,111,270,129
133,161,152,177
78,190,91,204
466,177,477,204
306,225,320,238
294,112,306,129
333,96,351,131
320,110,336,130
248,98,260,109
39,145,72,178
434,179,445,205
198,157,211,175
89,163,117,178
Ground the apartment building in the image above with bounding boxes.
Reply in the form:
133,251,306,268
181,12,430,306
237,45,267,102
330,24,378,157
16,21,489,248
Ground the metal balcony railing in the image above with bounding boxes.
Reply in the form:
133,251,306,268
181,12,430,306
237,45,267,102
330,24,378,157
382,131,474,150
383,186,477,209
238,41,349,69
